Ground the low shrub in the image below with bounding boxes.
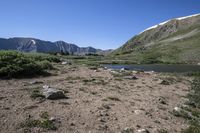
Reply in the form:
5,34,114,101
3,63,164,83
0,50,59,78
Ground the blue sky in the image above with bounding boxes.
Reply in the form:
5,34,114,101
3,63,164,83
0,0,200,49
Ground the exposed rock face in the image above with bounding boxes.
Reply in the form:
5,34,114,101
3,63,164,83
0,37,112,55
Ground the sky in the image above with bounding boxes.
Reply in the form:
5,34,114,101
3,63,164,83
0,0,200,50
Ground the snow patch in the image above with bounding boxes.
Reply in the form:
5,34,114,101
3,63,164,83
31,40,36,45
139,20,170,34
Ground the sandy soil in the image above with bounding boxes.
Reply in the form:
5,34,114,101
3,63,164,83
0,64,191,133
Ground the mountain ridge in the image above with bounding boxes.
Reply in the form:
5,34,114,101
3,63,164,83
0,37,112,55
111,13,200,64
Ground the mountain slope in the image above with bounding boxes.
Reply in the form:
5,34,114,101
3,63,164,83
112,13,200,64
0,37,111,55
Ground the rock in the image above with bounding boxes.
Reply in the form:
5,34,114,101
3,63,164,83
132,70,138,74
61,61,72,65
120,67,129,72
144,71,154,75
159,79,170,85
49,117,56,121
110,70,119,74
123,76,138,80
121,127,134,133
173,106,193,119
70,122,75,126
174,107,181,112
158,97,167,105
42,85,66,100
61,61,67,65
134,110,145,115
29,81,43,84
198,63,200,65
99,118,106,123
137,129,150,133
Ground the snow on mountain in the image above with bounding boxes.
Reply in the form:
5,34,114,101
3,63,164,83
176,13,200,20
139,13,200,34
31,40,36,45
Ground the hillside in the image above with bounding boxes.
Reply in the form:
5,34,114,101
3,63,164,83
111,13,200,64
0,37,111,55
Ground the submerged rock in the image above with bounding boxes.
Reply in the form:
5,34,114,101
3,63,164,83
42,85,66,100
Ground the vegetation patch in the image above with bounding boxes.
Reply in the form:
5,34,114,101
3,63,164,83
172,77,200,133
20,112,57,130
0,51,60,78
30,87,45,99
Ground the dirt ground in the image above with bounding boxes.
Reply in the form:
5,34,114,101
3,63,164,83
0,64,191,133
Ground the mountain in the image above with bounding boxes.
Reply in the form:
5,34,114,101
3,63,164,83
0,37,111,55
112,13,200,64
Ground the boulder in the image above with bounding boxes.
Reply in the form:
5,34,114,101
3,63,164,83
42,85,66,100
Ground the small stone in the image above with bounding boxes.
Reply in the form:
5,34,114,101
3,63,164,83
159,80,170,85
29,81,43,84
70,122,75,126
99,118,106,123
132,70,138,74
61,62,67,65
121,127,134,133
158,97,167,105
144,71,154,75
134,110,145,115
137,129,150,133
136,125,141,128
174,107,181,112
49,117,56,121
123,76,138,80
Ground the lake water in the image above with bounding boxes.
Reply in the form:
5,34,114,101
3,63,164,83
103,64,200,73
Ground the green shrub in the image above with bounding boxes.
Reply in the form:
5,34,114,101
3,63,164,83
30,87,45,99
181,77,200,133
0,50,58,78
21,118,57,130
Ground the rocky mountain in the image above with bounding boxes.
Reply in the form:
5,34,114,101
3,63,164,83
0,37,111,55
112,13,200,64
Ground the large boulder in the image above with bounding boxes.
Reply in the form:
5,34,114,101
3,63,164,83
42,85,66,100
